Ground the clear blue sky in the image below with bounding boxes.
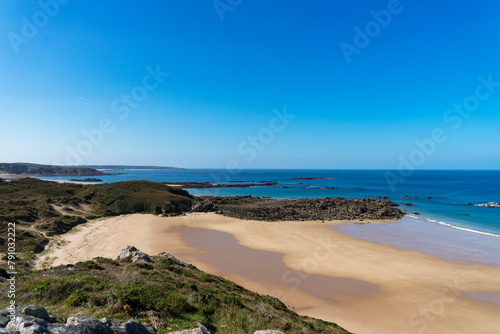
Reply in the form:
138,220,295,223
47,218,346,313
1,0,499,169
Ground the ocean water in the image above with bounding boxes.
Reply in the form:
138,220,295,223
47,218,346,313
40,169,500,237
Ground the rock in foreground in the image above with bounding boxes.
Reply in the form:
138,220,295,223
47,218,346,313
0,305,155,334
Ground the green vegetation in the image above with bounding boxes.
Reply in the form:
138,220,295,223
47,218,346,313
0,163,103,176
0,256,350,334
0,178,194,264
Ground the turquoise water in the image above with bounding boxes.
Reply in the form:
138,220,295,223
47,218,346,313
40,169,500,237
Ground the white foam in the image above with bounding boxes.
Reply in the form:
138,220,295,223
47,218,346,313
407,214,500,238
474,202,500,208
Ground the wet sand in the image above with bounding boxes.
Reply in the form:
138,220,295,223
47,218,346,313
334,216,500,267
36,213,500,334
173,226,379,302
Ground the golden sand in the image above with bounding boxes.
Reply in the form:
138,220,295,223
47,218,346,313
36,213,500,334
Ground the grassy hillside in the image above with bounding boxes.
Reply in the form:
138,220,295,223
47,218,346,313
0,255,350,334
0,163,103,176
0,178,194,264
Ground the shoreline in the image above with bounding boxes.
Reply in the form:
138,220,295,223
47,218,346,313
36,212,500,334
406,213,500,238
34,174,499,239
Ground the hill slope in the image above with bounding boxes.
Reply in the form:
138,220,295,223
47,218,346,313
0,178,194,263
0,253,350,334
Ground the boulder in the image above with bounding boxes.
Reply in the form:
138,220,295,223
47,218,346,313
0,269,10,279
119,246,153,264
167,323,211,334
158,253,191,268
46,322,79,333
66,316,113,334
5,315,47,334
0,306,155,334
111,320,154,334
254,331,285,334
20,306,50,322
0,311,10,328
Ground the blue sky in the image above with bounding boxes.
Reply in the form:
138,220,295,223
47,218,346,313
1,0,499,169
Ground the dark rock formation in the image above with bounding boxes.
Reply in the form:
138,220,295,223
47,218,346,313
289,177,330,180
68,178,103,182
165,182,278,189
196,196,404,221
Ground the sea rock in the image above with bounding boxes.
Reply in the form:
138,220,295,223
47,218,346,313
199,196,404,221
119,246,153,264
158,253,191,268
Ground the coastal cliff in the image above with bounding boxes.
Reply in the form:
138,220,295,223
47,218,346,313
0,163,104,177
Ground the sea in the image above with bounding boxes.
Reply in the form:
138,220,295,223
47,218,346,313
41,169,500,237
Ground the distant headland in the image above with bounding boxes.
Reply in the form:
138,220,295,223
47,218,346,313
0,163,184,179
82,165,185,171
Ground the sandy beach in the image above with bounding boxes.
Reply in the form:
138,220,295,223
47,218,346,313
37,213,500,334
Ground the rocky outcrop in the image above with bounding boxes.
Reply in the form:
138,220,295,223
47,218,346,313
119,246,153,264
68,178,103,182
196,196,404,221
191,200,214,213
168,323,211,334
0,306,287,334
118,246,192,268
0,306,155,334
158,252,192,268
164,182,278,189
